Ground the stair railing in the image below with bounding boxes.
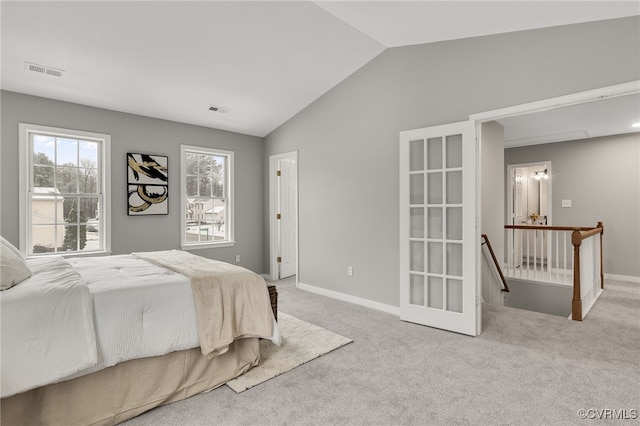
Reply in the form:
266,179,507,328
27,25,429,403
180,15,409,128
481,234,509,293
504,222,604,321
571,222,604,321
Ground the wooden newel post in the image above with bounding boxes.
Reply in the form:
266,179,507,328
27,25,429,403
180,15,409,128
571,229,583,321
597,221,604,289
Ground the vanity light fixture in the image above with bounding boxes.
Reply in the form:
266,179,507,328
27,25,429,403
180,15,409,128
533,169,548,180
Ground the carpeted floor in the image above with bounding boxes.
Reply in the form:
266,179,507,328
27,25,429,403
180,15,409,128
122,278,639,425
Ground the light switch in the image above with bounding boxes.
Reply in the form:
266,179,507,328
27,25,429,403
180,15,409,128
562,199,572,208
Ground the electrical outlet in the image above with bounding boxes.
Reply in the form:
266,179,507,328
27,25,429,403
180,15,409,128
561,199,572,208
235,255,240,263
347,266,353,276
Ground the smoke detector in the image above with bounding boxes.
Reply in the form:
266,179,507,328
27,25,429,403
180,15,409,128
25,62,64,78
208,105,230,114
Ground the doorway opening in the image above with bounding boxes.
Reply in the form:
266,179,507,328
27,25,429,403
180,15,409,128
507,162,552,227
472,81,638,260
472,81,638,321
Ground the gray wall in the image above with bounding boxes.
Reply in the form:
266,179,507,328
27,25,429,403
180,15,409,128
504,279,573,317
481,121,505,305
1,91,266,273
505,133,640,278
265,17,640,307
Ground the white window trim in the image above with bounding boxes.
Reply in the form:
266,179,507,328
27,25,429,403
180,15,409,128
180,144,235,250
19,123,112,257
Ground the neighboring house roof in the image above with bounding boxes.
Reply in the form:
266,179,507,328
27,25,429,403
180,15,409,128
187,198,226,215
32,187,61,200
33,187,60,194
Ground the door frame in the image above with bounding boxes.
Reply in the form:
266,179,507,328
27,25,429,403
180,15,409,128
475,81,640,230
269,151,299,283
506,161,553,227
505,161,552,270
470,81,639,125
470,80,638,317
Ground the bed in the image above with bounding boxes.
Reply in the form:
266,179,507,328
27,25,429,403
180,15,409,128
0,237,280,425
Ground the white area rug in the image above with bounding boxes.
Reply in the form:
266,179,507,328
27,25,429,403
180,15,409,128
226,312,352,393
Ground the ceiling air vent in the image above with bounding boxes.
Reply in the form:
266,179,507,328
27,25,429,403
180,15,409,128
25,62,64,78
208,105,230,114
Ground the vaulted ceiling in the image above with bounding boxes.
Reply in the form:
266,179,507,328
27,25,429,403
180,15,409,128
2,1,638,140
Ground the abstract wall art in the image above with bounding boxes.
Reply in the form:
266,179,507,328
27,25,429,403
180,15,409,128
127,153,168,215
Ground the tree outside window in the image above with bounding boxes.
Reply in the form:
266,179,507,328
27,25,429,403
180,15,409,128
21,124,110,256
181,145,233,248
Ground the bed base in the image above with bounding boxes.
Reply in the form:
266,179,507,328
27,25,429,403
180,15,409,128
1,338,260,426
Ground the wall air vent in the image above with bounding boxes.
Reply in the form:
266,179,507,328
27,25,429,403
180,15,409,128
25,62,64,78
208,105,230,114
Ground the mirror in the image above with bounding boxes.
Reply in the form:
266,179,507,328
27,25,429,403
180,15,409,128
509,162,551,226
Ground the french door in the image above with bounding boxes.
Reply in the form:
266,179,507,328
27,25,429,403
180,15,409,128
399,121,479,336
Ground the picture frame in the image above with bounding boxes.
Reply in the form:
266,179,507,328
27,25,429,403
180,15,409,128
127,153,168,215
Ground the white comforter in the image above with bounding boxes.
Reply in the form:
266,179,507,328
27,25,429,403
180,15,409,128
68,255,201,373
1,256,97,398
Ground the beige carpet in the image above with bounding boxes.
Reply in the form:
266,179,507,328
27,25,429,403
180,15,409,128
226,312,352,393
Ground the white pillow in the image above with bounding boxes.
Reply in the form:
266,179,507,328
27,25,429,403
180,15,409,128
1,243,32,291
1,236,25,261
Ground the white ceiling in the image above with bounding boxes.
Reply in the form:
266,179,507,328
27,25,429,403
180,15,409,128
1,1,639,139
314,1,639,48
499,92,640,148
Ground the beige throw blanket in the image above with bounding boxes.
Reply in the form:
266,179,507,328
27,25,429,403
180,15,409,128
133,250,274,358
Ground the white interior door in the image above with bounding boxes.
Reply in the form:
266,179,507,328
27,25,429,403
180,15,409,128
277,156,297,279
399,121,479,336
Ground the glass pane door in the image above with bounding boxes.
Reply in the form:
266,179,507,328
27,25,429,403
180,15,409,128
399,121,478,336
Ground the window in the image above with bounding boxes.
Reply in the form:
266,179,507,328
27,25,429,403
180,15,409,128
180,145,234,248
19,123,111,256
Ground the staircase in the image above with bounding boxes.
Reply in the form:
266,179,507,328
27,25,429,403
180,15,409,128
499,222,605,320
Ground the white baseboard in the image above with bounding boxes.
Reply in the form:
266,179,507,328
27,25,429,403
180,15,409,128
604,273,640,284
297,282,400,316
296,274,638,316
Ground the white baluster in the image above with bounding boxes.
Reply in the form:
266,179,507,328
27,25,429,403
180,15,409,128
527,229,531,278
555,231,560,280
563,232,568,284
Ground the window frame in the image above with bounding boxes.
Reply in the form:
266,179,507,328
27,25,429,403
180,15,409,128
180,144,235,249
19,123,111,257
